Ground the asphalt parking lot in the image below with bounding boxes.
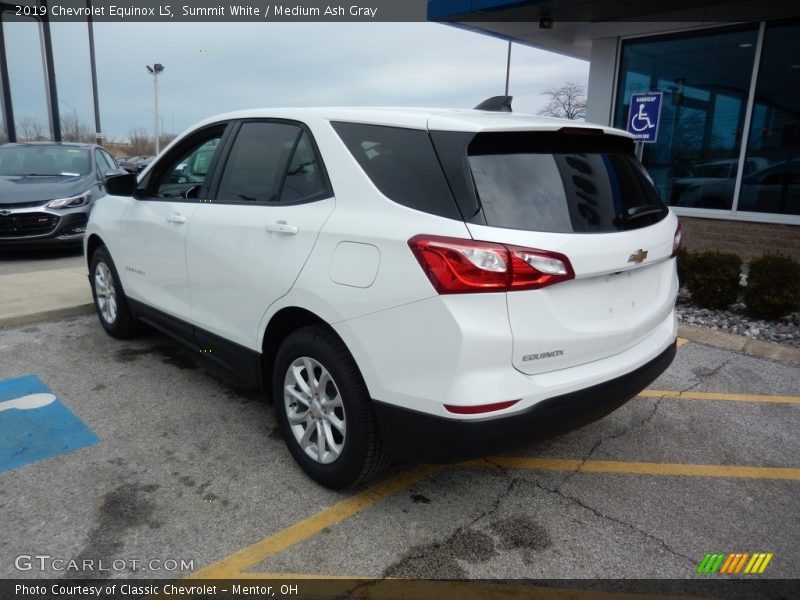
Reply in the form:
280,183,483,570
1,310,799,589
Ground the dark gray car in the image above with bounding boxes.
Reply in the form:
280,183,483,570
0,142,126,248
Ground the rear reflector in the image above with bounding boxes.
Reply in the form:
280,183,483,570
671,221,682,257
408,235,575,294
444,400,520,415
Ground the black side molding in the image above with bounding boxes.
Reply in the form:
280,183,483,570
128,298,263,390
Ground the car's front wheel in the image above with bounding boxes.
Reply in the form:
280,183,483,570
90,246,140,339
273,325,389,489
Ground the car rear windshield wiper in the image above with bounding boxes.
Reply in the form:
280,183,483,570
615,205,665,224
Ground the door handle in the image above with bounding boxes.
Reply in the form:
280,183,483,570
167,213,186,224
266,222,299,235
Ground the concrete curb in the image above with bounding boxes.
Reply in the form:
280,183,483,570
0,304,94,330
678,323,800,366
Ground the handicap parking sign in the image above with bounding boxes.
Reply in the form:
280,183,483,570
0,374,98,472
627,92,663,143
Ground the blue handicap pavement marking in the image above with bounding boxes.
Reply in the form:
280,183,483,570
0,374,98,472
627,91,663,143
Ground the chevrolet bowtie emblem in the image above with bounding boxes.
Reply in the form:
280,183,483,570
628,249,648,264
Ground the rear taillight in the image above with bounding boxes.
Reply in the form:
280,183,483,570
671,222,682,257
408,235,575,294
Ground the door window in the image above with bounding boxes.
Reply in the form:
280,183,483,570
280,132,327,202
151,132,224,199
214,121,330,205
216,122,304,204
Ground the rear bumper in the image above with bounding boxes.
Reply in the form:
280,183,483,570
373,340,676,462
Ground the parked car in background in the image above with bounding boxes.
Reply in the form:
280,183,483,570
118,155,153,174
0,142,126,247
86,105,679,488
670,158,769,209
737,158,800,215
133,156,154,174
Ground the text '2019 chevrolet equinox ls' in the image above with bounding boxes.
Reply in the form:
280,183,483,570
85,102,680,488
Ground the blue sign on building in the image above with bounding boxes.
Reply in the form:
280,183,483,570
627,92,663,143
0,374,98,472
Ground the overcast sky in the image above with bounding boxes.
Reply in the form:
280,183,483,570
3,21,588,141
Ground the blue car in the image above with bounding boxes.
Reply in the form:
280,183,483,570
0,142,126,248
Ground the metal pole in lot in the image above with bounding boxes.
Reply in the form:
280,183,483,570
86,0,102,145
146,63,164,154
0,11,16,142
38,0,62,142
504,41,511,97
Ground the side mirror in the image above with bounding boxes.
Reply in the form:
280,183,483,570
105,172,138,196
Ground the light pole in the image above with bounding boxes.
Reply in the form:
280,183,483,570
145,63,164,154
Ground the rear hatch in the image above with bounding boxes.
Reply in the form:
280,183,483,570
430,126,679,375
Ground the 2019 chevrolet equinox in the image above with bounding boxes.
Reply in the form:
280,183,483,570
85,104,680,488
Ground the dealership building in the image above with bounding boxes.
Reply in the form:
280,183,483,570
431,1,800,260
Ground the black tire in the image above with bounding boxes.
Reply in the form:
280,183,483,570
89,246,141,339
273,325,390,489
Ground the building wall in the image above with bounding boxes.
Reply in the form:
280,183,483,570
585,36,618,126
584,26,800,264
679,216,800,261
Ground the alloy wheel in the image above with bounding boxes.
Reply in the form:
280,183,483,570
94,262,118,324
283,356,346,464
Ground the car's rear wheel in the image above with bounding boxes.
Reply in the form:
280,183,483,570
273,325,389,489
90,246,141,339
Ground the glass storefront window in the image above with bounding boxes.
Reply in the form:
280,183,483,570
738,21,800,216
615,26,759,210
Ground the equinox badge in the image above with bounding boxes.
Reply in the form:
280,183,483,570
628,249,648,264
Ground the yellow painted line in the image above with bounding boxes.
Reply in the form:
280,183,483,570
676,337,689,347
186,465,441,579
468,457,800,481
640,389,800,404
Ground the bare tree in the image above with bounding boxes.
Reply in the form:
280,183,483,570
17,116,48,141
60,111,95,143
128,127,154,156
538,82,587,121
158,132,176,150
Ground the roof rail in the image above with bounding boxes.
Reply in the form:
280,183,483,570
474,96,513,112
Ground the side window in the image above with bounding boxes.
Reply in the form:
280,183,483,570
95,149,116,177
154,135,223,199
100,149,119,171
331,121,458,219
280,131,327,202
94,150,107,177
216,122,301,204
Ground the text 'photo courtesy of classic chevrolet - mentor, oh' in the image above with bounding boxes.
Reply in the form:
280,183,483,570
84,98,681,488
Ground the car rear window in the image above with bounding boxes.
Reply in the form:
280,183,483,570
466,131,667,233
331,122,461,220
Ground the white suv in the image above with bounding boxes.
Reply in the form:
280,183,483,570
86,104,680,488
